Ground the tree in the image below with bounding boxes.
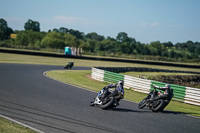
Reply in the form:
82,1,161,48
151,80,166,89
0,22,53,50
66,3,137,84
16,30,45,47
101,39,116,53
24,19,40,32
150,41,163,55
87,39,97,52
68,29,84,39
163,41,173,48
86,32,105,41
52,28,59,32
59,27,68,33
195,46,200,55
169,49,176,58
0,18,13,40
63,33,76,47
41,32,65,48
116,32,130,42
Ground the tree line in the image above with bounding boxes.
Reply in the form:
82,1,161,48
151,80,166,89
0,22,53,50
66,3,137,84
0,18,200,62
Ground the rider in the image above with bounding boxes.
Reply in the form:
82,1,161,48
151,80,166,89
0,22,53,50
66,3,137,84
66,61,74,69
151,84,173,102
100,80,125,106
70,61,74,68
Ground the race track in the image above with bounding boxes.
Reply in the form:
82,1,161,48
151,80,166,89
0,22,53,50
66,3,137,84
0,63,199,133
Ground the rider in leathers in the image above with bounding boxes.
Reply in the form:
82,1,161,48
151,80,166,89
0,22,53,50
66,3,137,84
150,84,174,108
152,84,173,101
101,80,124,106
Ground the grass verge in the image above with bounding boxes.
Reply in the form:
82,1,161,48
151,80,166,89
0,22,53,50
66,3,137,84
1,52,200,73
46,70,200,117
0,117,37,133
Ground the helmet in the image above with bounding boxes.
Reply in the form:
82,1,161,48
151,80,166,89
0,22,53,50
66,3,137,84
165,84,171,89
118,80,124,86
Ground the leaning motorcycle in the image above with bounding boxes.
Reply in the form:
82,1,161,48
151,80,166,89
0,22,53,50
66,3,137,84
90,88,121,110
138,86,173,112
64,63,73,69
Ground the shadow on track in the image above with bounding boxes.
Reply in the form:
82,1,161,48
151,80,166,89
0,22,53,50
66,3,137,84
110,107,140,113
137,107,187,115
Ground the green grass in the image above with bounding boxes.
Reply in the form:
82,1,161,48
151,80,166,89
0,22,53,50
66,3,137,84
46,70,200,117
2,47,200,66
46,70,147,102
1,52,200,72
0,117,36,133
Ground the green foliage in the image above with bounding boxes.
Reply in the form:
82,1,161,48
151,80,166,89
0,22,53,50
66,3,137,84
16,30,45,48
0,18,13,41
1,18,200,63
41,32,65,48
24,19,40,32
116,32,130,42
86,32,105,41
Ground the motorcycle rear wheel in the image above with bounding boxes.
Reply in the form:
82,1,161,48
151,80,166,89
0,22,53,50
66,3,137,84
152,99,165,112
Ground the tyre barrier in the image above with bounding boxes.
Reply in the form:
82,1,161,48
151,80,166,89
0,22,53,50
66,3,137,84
95,67,200,74
91,67,200,106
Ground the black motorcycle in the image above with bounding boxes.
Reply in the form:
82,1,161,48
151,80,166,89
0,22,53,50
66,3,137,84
138,86,173,112
90,88,122,110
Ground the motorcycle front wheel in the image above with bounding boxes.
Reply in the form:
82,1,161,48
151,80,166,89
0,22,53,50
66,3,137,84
100,97,115,110
138,96,149,109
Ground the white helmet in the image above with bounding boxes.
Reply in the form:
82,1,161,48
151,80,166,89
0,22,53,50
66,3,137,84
118,80,124,86
165,84,171,89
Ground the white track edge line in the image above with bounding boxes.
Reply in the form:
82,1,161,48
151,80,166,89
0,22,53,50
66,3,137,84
0,114,44,133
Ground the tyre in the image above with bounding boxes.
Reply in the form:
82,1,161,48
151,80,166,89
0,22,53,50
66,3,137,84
152,99,165,112
64,66,69,69
138,96,149,109
100,97,115,110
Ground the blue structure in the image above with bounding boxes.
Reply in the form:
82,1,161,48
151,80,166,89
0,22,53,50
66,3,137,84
65,47,71,55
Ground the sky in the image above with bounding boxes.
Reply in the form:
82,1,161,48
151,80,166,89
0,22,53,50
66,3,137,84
1,0,200,44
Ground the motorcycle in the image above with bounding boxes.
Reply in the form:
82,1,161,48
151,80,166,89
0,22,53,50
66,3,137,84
138,86,173,112
90,88,121,110
64,62,73,69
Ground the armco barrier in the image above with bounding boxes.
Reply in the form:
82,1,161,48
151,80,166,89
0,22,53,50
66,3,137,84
91,67,104,82
104,71,124,83
185,87,200,106
124,75,151,94
91,67,200,106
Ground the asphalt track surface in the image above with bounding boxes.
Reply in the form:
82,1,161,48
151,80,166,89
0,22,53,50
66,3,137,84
0,63,200,133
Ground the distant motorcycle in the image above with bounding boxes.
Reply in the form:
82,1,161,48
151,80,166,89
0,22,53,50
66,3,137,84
138,86,173,112
64,61,74,69
90,88,121,110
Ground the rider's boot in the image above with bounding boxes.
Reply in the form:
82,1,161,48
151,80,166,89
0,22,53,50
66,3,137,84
114,98,119,107
114,102,119,107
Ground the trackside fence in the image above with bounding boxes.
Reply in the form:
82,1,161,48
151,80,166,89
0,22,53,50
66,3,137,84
91,67,200,106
